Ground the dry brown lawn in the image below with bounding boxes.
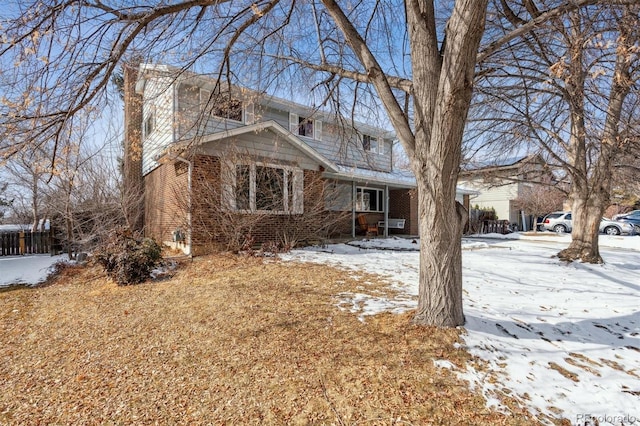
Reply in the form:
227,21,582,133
0,254,538,425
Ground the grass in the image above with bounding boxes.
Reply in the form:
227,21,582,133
0,254,539,425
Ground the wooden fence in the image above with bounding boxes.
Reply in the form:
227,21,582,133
480,220,512,235
0,230,54,256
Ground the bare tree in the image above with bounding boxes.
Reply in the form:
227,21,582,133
3,145,52,231
0,181,10,222
473,2,640,263
0,0,621,326
512,184,566,232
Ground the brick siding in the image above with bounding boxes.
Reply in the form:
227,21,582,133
144,160,189,245
389,189,418,235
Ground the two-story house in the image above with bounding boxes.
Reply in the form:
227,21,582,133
458,155,548,230
130,63,467,254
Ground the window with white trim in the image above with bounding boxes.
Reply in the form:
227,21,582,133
178,83,243,122
361,134,386,155
289,113,322,141
244,102,255,124
356,187,384,212
231,162,304,214
143,108,155,138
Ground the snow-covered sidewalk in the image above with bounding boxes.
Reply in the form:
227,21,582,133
281,235,640,425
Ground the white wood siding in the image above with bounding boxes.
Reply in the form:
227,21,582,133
258,104,392,172
142,76,175,176
140,72,394,176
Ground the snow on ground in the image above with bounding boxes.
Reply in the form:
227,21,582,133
0,255,66,288
2,233,638,424
281,233,640,425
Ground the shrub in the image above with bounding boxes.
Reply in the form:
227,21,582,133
94,227,162,286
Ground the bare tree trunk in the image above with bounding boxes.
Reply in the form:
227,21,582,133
31,176,40,232
558,7,636,263
322,0,486,326
409,0,486,326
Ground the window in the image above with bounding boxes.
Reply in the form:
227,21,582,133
143,109,155,137
362,134,371,151
361,134,386,154
360,134,387,154
231,162,303,214
178,83,243,122
356,187,384,212
210,95,242,122
235,165,251,211
289,113,322,140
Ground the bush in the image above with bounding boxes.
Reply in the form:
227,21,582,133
94,228,162,286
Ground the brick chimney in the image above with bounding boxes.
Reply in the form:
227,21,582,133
123,63,145,232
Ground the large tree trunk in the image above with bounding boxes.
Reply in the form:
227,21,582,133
559,192,606,263
413,171,468,325
409,0,487,326
321,0,487,326
557,7,635,263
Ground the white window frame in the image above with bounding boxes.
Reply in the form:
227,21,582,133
361,134,386,155
179,83,244,123
227,161,304,215
289,112,322,141
143,107,156,138
355,187,384,212
244,102,255,124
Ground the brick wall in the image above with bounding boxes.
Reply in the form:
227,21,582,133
144,160,189,245
389,189,419,235
188,157,351,254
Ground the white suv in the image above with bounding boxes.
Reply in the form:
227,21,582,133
541,211,572,233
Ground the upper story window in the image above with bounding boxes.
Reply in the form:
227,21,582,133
289,113,322,141
143,109,155,138
361,134,387,155
178,83,244,123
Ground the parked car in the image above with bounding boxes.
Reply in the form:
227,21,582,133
541,211,636,235
612,210,640,234
599,218,635,235
541,211,572,233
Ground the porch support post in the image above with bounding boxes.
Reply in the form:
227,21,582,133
351,181,356,238
384,185,389,237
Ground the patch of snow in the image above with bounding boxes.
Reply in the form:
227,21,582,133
433,359,455,370
282,234,640,425
0,255,67,288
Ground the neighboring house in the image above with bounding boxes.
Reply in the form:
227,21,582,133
130,64,471,254
458,155,547,230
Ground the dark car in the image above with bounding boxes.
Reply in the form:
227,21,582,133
613,210,640,234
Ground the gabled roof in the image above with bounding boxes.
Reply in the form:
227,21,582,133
158,120,340,173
